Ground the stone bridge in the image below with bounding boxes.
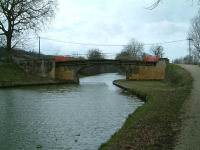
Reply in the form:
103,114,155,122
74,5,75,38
11,56,169,84
54,59,169,83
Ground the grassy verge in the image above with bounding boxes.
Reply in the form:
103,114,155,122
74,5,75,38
99,64,193,150
0,62,59,87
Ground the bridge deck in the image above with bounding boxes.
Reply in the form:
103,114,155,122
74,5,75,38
56,59,157,66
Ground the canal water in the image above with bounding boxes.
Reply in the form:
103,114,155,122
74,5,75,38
0,73,144,150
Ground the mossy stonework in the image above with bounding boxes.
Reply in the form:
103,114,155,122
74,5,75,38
54,59,168,83
55,66,79,83
127,59,168,80
11,56,55,79
0,62,70,88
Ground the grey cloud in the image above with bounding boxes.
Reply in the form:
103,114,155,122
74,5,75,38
38,0,199,60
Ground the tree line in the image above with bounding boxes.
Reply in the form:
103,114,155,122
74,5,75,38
84,39,164,61
76,41,164,76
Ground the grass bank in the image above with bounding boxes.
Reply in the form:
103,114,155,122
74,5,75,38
99,64,193,150
0,62,64,88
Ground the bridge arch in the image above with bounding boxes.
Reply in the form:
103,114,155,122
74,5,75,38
77,63,125,78
54,59,168,83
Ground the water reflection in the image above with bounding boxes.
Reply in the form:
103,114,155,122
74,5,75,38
0,73,143,150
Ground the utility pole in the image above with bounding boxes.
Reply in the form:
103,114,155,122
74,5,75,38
39,36,41,58
187,38,193,64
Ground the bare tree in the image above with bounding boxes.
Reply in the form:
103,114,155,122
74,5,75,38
192,50,200,64
147,0,199,9
150,45,164,58
116,39,144,60
146,0,161,10
188,11,200,60
0,0,57,52
87,49,105,60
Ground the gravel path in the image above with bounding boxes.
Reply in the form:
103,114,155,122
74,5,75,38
174,65,200,150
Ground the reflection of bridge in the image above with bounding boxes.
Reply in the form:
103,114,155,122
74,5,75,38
55,59,168,83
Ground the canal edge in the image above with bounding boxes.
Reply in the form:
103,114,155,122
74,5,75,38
113,80,148,102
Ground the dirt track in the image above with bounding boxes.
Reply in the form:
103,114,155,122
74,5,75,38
174,65,200,150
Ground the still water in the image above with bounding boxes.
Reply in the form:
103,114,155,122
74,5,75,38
0,73,143,150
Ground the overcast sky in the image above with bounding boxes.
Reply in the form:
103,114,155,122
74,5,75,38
37,0,198,61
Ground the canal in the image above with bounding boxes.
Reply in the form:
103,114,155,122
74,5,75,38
0,73,144,150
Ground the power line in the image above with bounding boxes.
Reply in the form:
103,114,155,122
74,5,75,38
40,37,187,47
144,39,187,45
40,37,126,47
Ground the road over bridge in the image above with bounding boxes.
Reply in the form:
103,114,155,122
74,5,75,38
55,58,169,83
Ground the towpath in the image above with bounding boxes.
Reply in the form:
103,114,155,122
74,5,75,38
174,65,200,150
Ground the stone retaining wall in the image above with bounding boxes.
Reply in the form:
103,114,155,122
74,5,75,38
11,56,55,79
127,59,169,80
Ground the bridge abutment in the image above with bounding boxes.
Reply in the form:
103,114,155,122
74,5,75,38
126,59,168,80
55,65,80,83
